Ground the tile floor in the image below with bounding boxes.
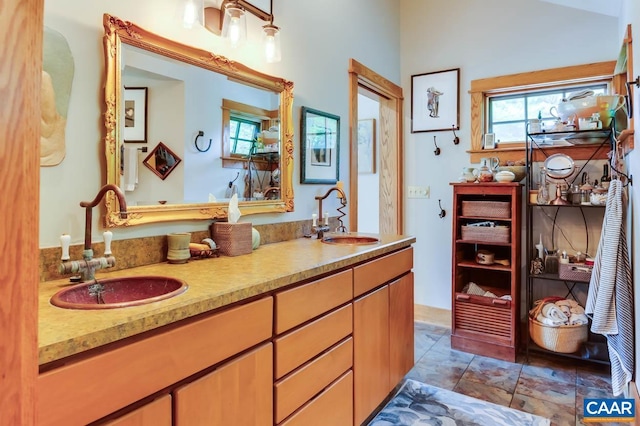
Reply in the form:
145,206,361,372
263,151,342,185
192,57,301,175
407,321,626,426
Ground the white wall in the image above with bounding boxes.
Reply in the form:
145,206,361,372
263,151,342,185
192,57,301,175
619,0,640,397
41,0,401,248
400,0,620,309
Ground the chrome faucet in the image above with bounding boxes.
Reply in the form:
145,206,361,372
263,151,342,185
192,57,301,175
312,185,348,239
59,184,128,282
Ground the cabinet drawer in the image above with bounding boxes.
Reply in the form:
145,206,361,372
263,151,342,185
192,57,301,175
275,269,352,334
353,247,413,297
278,370,353,426
275,337,352,423
274,304,352,379
454,295,513,340
38,297,273,426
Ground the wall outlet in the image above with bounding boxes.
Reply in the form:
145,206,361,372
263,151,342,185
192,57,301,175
408,185,430,199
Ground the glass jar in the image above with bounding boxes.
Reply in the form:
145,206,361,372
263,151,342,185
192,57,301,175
544,250,559,274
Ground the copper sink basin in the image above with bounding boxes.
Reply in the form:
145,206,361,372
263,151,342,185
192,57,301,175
50,276,188,310
321,234,380,245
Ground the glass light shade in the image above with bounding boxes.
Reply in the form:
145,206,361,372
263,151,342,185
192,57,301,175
221,4,247,47
263,24,281,63
180,0,204,29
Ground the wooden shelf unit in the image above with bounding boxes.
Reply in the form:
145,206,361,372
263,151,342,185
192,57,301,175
450,182,522,362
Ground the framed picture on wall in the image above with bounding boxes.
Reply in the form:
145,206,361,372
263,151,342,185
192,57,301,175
300,106,340,184
358,118,376,174
123,87,148,143
411,68,460,133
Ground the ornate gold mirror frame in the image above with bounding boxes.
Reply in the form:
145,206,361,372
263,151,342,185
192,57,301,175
102,13,294,227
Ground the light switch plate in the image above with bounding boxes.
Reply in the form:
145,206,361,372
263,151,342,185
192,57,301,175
408,186,430,199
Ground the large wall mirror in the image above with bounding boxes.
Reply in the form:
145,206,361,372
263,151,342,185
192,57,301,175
102,14,294,227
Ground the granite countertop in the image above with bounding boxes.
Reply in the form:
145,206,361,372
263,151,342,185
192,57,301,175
39,234,415,366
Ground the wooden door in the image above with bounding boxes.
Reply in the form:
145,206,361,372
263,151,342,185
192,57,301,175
353,286,389,425
2,0,42,424
389,272,415,388
349,59,404,234
174,343,272,426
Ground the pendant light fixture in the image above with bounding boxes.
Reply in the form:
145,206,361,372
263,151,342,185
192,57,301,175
180,0,204,29
262,0,281,63
221,0,247,48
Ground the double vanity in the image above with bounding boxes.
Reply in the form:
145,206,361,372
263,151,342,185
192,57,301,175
38,234,415,425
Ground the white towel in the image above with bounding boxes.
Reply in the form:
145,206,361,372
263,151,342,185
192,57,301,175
585,179,634,396
541,303,568,323
536,314,566,327
569,313,588,326
123,146,138,192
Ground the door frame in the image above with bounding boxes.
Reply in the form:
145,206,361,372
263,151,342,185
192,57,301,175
348,59,404,234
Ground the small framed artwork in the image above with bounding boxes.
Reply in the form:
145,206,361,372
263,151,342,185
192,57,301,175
143,142,181,180
483,133,496,149
411,68,460,133
358,118,376,174
123,87,148,143
301,106,340,184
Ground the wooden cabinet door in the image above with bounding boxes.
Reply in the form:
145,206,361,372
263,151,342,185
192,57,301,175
389,272,414,388
353,286,389,426
174,343,272,426
104,395,171,426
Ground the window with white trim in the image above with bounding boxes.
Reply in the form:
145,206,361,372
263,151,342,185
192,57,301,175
487,83,609,144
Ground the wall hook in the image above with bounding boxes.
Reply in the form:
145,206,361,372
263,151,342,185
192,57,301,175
433,136,441,156
624,76,639,119
438,199,446,219
194,130,212,152
452,125,459,145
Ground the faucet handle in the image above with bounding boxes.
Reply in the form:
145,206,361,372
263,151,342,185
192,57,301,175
60,234,71,261
103,231,113,256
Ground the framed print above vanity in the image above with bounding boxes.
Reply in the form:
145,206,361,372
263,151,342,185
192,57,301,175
101,14,294,227
300,106,340,184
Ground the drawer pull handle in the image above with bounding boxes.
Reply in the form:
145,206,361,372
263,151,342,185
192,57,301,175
492,299,508,305
456,294,470,301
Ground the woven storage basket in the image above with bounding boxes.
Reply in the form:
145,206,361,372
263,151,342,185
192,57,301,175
211,222,252,256
461,225,510,243
528,298,588,353
462,201,511,218
558,263,592,282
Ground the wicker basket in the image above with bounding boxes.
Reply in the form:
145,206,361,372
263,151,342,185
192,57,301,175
462,201,511,218
461,225,510,243
211,222,253,256
528,298,588,353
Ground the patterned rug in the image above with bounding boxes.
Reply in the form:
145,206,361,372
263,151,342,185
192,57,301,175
368,379,550,426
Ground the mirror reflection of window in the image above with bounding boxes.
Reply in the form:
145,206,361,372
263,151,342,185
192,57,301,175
230,116,261,156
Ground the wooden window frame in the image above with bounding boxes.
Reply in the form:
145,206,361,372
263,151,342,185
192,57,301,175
468,61,617,164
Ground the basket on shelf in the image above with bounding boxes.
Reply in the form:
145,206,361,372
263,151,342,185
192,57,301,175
528,297,588,354
461,201,511,218
461,225,510,243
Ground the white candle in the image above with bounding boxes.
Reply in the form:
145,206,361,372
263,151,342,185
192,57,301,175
312,213,317,227
324,212,329,226
60,234,71,261
103,231,113,256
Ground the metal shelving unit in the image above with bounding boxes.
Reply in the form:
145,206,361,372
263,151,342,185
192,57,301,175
524,127,613,364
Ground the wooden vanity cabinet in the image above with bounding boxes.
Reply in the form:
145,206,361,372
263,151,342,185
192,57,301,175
103,395,172,426
273,270,353,424
353,248,414,425
38,297,273,426
174,343,273,425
